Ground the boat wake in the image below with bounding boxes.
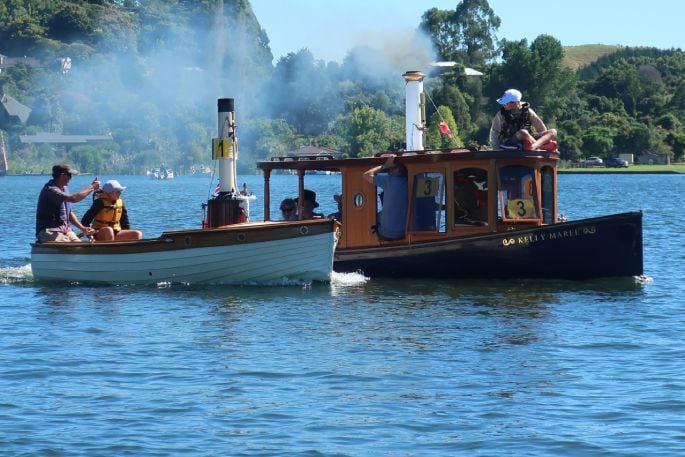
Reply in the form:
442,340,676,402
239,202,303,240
634,274,653,285
0,264,33,284
330,270,369,287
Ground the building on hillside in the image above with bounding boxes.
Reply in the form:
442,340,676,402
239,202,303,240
0,54,42,73
0,52,71,74
0,93,31,126
288,146,343,160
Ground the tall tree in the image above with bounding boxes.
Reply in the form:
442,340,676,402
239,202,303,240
488,35,575,121
420,0,500,70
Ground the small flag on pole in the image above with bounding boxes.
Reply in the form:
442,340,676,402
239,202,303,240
212,180,220,197
439,121,454,139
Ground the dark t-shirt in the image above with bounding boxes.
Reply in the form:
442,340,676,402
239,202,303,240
35,179,72,236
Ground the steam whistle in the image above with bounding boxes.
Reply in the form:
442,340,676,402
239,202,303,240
205,98,249,228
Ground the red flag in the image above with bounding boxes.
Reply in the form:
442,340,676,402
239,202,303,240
439,121,453,139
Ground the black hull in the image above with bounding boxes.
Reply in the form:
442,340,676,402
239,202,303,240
334,212,643,280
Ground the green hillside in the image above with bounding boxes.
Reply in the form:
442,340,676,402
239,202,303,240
562,44,623,70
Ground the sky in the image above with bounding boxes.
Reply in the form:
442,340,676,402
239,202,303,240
250,0,684,64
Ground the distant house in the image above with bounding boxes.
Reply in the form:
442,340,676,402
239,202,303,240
0,93,31,126
0,54,41,72
288,146,343,160
0,52,68,73
637,152,670,165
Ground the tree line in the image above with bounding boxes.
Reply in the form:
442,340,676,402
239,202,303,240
0,0,683,175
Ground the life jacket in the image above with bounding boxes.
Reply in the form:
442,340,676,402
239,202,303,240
93,194,124,232
499,102,532,143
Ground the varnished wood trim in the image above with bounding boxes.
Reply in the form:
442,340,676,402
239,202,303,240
32,219,336,255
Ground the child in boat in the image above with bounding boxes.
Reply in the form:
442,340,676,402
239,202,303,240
81,180,143,241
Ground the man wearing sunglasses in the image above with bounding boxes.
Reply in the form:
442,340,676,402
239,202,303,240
35,163,100,242
279,198,298,221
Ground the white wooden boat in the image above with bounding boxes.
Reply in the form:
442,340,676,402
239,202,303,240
31,99,338,285
31,220,337,285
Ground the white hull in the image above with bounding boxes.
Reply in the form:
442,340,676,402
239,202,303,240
31,222,337,285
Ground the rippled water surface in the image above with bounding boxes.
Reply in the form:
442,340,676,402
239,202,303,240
1,173,684,456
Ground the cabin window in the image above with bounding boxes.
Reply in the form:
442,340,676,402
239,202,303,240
453,168,488,226
541,166,554,224
410,171,445,233
353,192,364,208
498,165,538,220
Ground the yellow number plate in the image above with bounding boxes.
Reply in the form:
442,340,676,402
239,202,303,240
212,139,234,159
507,198,535,218
416,177,439,197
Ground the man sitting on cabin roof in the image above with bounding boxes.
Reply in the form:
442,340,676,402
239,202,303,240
489,89,558,152
363,155,408,240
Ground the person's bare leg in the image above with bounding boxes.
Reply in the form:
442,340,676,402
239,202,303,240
530,129,558,150
95,227,115,241
517,130,536,150
115,230,143,241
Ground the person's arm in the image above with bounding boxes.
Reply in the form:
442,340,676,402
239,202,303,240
528,108,547,134
65,178,100,203
363,155,395,184
81,199,102,227
70,211,94,235
489,113,502,148
120,205,131,230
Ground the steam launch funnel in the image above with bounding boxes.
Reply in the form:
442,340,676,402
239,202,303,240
205,98,249,227
403,71,426,151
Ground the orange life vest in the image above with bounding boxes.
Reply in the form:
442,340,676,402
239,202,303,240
93,195,124,232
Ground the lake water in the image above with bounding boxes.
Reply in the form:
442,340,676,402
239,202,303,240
1,172,684,456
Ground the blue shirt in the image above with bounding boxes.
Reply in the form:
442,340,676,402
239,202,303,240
374,174,408,239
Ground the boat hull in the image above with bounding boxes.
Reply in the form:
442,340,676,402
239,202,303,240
31,220,338,285
334,212,643,280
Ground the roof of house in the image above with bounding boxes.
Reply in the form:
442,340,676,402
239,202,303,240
0,93,31,124
288,145,342,159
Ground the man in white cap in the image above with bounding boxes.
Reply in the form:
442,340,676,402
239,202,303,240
489,88,557,151
81,179,143,241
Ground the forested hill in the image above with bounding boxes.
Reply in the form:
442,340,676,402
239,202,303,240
1,1,684,175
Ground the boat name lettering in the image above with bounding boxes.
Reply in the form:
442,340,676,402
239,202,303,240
501,225,597,247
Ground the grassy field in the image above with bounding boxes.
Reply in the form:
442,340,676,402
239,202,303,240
559,164,685,173
562,44,622,70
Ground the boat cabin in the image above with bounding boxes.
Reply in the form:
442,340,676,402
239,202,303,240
257,147,559,251
254,70,640,280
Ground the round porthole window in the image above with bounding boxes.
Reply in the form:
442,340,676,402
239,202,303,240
299,226,309,235
353,193,364,208
237,233,246,242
